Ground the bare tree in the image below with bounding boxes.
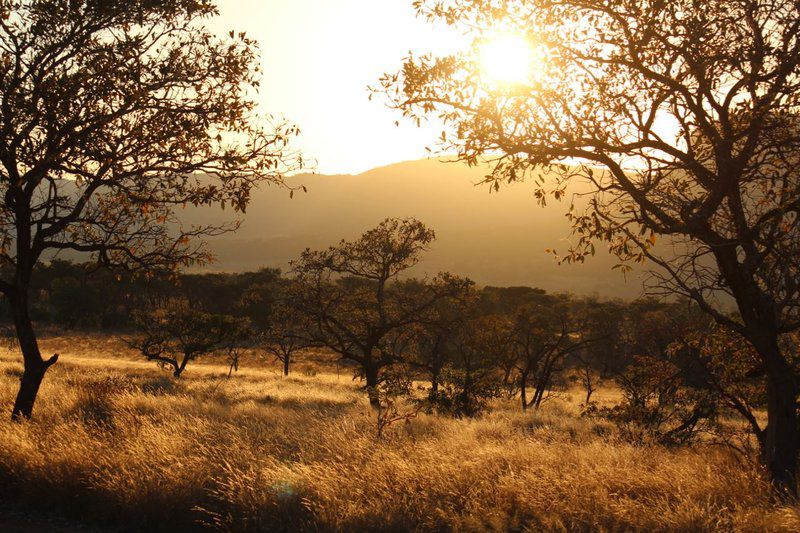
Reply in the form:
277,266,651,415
0,1,300,419
290,218,472,406
380,0,800,495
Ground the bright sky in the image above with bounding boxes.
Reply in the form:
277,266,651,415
211,1,464,175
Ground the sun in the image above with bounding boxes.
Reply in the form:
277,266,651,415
478,32,537,87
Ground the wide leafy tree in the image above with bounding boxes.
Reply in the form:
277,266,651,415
380,0,800,495
0,0,299,419
131,307,251,378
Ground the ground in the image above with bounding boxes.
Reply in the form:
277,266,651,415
0,332,797,532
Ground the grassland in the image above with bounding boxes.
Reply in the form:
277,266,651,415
0,333,798,532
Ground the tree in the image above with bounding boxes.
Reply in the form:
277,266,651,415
440,313,509,417
594,354,719,447
671,322,768,456
380,0,800,495
290,218,472,406
261,298,310,376
406,281,475,395
511,296,597,411
131,307,250,378
0,1,299,419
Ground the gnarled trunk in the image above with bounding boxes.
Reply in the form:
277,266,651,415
11,290,57,421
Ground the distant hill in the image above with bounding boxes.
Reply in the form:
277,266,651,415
183,158,648,298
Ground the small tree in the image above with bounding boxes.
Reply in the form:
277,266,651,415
438,314,509,417
131,308,250,378
672,323,768,456
372,368,424,440
261,300,310,376
593,311,769,451
593,355,719,447
0,0,300,419
406,281,475,395
290,218,472,406
572,359,599,406
512,297,598,411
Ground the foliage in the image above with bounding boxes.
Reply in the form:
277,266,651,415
260,293,312,376
431,314,508,417
130,307,251,377
589,355,718,447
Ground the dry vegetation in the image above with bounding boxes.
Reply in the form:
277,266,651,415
0,334,798,532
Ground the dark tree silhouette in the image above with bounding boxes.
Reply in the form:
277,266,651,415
512,297,596,411
0,1,299,419
261,298,311,376
443,313,510,417
289,218,472,406
406,280,475,395
380,0,800,495
131,307,251,378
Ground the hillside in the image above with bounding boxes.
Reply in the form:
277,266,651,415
185,158,647,298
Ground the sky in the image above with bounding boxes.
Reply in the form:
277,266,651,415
211,1,465,175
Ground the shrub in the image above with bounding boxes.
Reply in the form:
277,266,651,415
588,356,718,446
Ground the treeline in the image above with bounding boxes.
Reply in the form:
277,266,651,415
0,261,281,330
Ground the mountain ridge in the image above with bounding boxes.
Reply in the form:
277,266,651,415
184,158,647,298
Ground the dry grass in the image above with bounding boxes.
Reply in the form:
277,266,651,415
0,336,798,532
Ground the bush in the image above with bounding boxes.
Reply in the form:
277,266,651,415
427,366,501,418
588,356,718,446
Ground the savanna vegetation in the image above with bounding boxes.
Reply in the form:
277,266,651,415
2,0,800,530
1,218,799,530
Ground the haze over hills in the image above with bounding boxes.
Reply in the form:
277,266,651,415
186,158,648,298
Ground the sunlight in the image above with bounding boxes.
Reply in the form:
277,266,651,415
478,32,537,87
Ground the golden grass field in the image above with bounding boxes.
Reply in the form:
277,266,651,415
0,333,799,532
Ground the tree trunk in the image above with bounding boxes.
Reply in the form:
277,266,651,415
759,338,798,498
283,355,290,376
714,248,797,496
520,372,528,412
11,290,57,421
533,375,549,408
174,353,191,378
364,361,380,408
431,365,440,394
